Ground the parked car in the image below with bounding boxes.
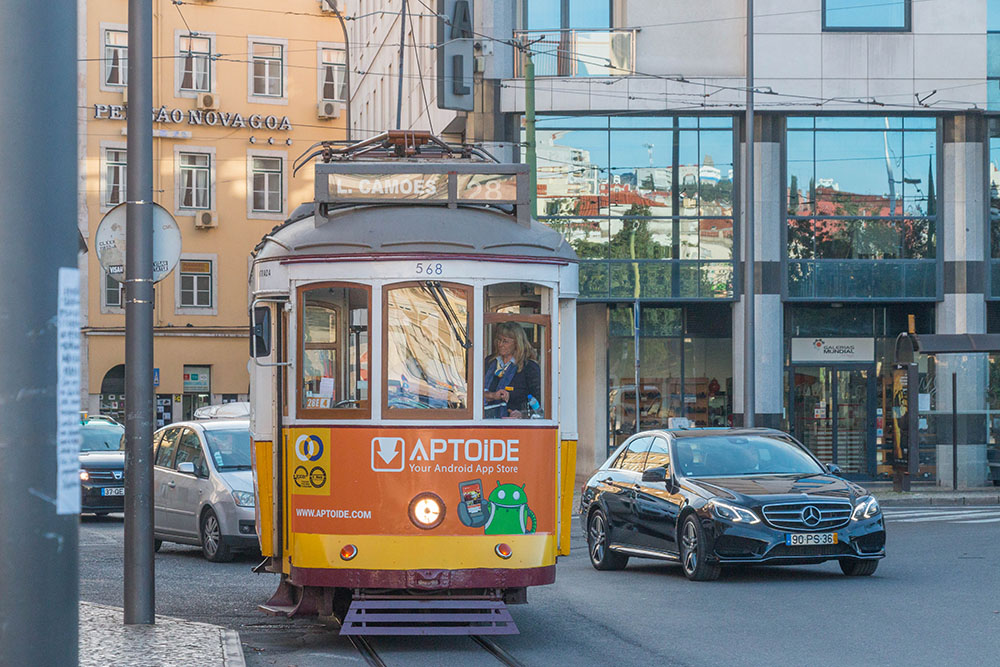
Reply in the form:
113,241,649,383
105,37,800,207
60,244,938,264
79,416,126,515
152,418,257,562
580,428,886,581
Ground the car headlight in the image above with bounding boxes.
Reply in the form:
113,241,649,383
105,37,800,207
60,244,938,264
708,499,760,524
232,491,255,508
851,496,880,521
79,470,90,482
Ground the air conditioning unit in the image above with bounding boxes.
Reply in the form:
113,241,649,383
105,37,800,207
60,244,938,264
319,0,338,13
317,101,341,119
197,92,219,110
195,210,218,229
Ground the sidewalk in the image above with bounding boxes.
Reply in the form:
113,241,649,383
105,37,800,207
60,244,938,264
867,483,1000,507
80,602,245,667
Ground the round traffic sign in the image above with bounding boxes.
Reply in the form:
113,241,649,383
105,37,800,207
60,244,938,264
95,202,182,283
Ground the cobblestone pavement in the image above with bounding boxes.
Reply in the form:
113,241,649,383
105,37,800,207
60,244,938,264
80,602,245,667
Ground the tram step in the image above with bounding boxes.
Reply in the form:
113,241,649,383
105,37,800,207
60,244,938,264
340,598,519,636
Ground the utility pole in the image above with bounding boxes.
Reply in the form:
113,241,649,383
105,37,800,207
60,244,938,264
523,44,537,216
124,0,156,624
396,0,407,129
743,0,756,428
0,2,80,664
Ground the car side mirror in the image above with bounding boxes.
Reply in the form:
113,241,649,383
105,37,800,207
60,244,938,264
827,463,842,475
251,306,271,358
641,466,668,483
177,461,196,475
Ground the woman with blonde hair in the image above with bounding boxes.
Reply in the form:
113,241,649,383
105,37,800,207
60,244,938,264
484,322,540,419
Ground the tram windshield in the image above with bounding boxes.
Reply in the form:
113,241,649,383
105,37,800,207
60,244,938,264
484,282,549,420
299,285,370,415
384,282,471,415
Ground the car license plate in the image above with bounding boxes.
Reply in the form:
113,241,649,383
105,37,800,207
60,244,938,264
785,532,838,546
101,487,125,497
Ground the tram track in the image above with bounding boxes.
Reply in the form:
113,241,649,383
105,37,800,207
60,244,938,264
343,631,523,667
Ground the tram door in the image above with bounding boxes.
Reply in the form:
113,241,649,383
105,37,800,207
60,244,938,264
790,366,876,476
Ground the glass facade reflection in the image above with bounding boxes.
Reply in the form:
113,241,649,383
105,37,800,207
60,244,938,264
989,118,1000,294
532,115,736,300
786,116,938,300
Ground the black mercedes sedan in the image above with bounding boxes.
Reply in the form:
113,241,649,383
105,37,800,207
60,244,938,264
79,416,126,515
580,428,886,581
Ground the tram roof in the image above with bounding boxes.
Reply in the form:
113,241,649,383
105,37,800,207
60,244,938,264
253,202,578,263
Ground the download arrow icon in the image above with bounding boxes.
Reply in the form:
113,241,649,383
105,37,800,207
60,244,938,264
377,439,398,464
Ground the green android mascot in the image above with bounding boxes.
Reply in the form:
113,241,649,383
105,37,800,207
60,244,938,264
483,481,536,535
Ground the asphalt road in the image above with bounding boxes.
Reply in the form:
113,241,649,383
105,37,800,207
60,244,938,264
79,507,1000,667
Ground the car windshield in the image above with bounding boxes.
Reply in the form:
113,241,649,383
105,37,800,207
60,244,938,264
203,428,252,470
673,435,825,477
81,424,126,452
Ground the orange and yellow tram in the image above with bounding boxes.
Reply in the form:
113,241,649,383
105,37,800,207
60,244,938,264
247,133,579,634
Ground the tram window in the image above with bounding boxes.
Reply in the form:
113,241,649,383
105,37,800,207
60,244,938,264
484,283,550,420
384,282,471,417
298,285,370,417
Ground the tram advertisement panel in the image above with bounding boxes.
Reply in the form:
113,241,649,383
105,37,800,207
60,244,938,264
286,426,557,536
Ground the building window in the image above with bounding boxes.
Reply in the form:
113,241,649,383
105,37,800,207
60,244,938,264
179,260,213,308
105,148,127,207
251,42,283,97
823,0,910,31
532,115,735,301
180,35,212,92
104,29,128,86
786,116,937,300
251,157,283,213
179,152,211,209
105,273,124,309
321,47,347,102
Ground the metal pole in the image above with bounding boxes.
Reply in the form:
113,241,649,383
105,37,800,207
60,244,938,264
634,302,641,434
333,5,353,141
952,372,958,491
524,46,537,217
124,0,156,625
743,0,755,427
396,0,407,129
0,2,79,663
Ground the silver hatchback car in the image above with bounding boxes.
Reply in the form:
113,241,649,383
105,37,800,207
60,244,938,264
152,418,257,562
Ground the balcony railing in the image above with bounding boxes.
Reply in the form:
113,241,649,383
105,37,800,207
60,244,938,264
787,259,938,300
513,29,637,77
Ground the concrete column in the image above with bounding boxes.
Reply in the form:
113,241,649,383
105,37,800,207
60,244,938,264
936,114,988,488
733,115,784,428
576,303,608,476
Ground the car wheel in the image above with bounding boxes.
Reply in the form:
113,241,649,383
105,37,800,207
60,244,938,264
839,558,878,576
200,508,233,563
679,514,721,581
153,539,162,553
587,509,628,571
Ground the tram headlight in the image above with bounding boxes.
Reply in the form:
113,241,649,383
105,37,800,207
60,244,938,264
408,492,445,530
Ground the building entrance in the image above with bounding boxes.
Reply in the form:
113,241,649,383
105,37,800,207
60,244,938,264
790,366,876,476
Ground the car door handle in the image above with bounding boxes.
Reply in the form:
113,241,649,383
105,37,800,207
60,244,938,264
601,477,614,484
167,481,176,488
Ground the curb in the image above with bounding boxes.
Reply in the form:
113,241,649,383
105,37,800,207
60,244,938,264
875,494,1000,507
222,629,247,667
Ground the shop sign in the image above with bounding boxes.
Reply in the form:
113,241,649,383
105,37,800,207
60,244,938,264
791,337,874,363
183,366,211,393
92,104,292,131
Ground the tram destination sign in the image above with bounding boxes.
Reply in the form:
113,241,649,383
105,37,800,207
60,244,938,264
315,163,530,225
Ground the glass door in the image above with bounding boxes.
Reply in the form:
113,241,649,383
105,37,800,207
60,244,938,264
791,366,875,476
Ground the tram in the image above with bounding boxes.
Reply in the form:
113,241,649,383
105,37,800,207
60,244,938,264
247,132,579,634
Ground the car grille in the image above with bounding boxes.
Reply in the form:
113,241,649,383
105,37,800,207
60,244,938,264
761,500,852,531
85,470,124,484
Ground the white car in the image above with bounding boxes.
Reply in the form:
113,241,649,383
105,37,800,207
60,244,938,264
152,418,258,562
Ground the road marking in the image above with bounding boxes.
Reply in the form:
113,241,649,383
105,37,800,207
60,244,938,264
883,508,1000,524
952,517,1000,524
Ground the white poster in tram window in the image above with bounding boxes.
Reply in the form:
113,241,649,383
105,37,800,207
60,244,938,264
791,337,875,364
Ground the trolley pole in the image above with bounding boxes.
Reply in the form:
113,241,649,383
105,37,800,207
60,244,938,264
124,0,156,625
743,0,756,428
524,45,537,217
0,2,80,664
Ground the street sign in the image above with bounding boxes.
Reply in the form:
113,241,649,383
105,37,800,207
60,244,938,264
436,0,474,111
95,202,181,283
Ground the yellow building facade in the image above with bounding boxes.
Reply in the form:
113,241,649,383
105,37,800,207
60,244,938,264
79,0,347,424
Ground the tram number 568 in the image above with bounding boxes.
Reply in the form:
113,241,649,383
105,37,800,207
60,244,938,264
415,262,444,276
